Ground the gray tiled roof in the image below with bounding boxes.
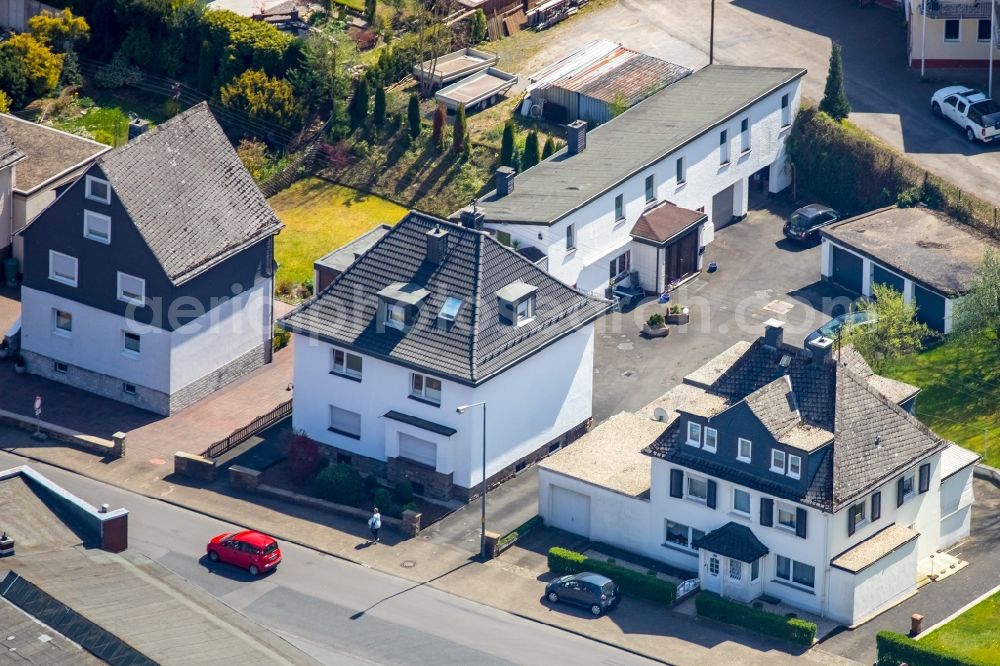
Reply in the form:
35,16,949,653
469,65,805,225
694,522,769,563
644,336,948,512
96,102,283,285
0,121,23,170
279,212,612,384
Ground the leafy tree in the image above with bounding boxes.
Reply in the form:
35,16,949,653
197,40,216,93
840,284,934,372
0,34,63,98
431,103,446,151
820,41,850,121
452,103,467,154
201,10,293,81
373,80,387,127
0,49,30,109
500,119,516,168
470,9,487,43
348,77,370,129
608,92,629,118
953,248,1000,346
119,26,154,68
521,129,540,170
407,92,421,138
0,91,10,113
365,0,377,23
288,27,357,133
220,69,304,128
236,138,270,181
28,8,90,51
542,136,556,159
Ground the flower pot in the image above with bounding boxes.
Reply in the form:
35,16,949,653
14,363,25,375
642,323,669,338
665,312,690,325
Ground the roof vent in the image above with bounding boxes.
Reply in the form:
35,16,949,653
779,354,792,369
874,435,881,448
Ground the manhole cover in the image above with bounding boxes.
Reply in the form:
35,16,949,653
623,371,634,377
400,560,416,569
148,458,166,466
764,299,794,315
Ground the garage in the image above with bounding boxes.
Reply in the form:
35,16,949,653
549,485,591,538
831,245,864,294
913,284,946,333
872,264,904,294
712,184,735,229
398,433,437,468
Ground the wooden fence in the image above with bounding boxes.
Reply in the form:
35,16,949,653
202,399,292,459
0,0,58,31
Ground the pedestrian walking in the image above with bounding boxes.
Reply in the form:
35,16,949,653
368,507,381,543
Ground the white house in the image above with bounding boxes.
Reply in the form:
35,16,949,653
462,64,806,296
905,0,1000,69
539,320,979,626
17,103,283,415
279,211,611,501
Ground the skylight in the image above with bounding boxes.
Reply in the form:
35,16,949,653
439,297,463,322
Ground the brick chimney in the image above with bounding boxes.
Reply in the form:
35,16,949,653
495,166,515,197
460,209,485,230
566,120,587,155
425,225,449,265
763,318,784,349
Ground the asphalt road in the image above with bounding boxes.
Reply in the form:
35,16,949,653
0,451,653,666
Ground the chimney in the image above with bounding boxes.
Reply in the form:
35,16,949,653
566,120,587,155
460,208,485,230
425,224,449,265
495,166,515,197
808,336,835,365
762,318,785,349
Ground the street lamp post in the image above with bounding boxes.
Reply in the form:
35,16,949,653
456,401,487,559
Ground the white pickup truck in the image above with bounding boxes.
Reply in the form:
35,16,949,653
931,86,1000,143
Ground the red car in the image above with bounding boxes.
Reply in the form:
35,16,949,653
206,530,281,576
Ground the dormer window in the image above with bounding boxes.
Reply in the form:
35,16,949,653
686,421,701,446
770,448,786,473
377,282,429,331
497,281,538,326
387,303,407,330
516,295,535,323
787,454,802,480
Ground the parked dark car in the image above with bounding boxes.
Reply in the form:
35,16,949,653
804,310,877,346
545,572,620,616
783,204,840,243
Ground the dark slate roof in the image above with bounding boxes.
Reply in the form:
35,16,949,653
279,212,612,385
694,522,769,563
631,204,705,245
383,411,457,437
644,335,949,512
95,102,283,285
0,121,24,170
0,114,106,191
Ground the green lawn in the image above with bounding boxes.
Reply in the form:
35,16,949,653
269,177,407,293
881,332,1000,467
51,105,131,147
920,589,1000,662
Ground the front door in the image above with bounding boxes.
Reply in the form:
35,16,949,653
664,229,699,283
702,552,722,594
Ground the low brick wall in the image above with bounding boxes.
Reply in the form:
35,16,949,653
228,465,261,491
252,483,415,534
173,451,216,482
0,408,119,457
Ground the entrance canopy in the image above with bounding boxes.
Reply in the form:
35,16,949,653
694,521,769,563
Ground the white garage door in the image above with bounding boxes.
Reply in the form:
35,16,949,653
712,184,735,229
398,433,437,468
549,486,591,538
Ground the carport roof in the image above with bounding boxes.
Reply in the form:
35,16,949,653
821,206,995,297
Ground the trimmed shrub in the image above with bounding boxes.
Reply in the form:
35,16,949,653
287,432,320,484
547,547,677,605
313,464,366,507
392,480,415,504
363,473,381,496
372,487,394,510
695,592,816,647
875,631,988,666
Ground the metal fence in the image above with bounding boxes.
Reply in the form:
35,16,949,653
202,399,292,460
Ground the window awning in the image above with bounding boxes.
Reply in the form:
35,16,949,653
383,411,457,437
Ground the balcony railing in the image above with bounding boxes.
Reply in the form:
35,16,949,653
920,1,993,19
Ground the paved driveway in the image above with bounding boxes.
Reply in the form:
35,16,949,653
501,0,1000,207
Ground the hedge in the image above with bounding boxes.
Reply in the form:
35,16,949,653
695,592,816,647
498,515,543,549
876,631,990,666
547,547,677,605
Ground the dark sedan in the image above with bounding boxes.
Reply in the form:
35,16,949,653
783,204,840,243
545,572,620,616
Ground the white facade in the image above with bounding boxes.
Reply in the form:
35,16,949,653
21,279,270,395
291,325,595,490
487,80,802,294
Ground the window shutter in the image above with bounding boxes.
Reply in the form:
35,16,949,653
760,498,773,527
847,506,856,537
871,492,881,522
897,478,905,507
670,469,683,498
919,463,930,494
707,480,717,509
796,508,807,539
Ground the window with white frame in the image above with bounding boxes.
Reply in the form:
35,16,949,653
708,554,720,576
83,210,111,244
776,555,815,589
686,421,701,446
48,251,78,287
737,438,752,463
53,309,73,336
516,295,535,323
676,156,686,184
122,331,141,357
329,405,361,439
703,427,717,453
386,303,407,330
331,348,363,380
664,520,705,550
116,272,145,306
719,129,730,165
686,475,708,502
410,373,442,405
777,504,797,531
751,558,760,581
944,19,960,42
609,250,631,281
770,448,786,473
566,223,576,251
740,117,750,152
614,193,625,221
85,175,111,204
645,174,655,203
781,94,790,126
851,500,867,528
787,454,802,480
733,488,751,516
729,559,742,581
